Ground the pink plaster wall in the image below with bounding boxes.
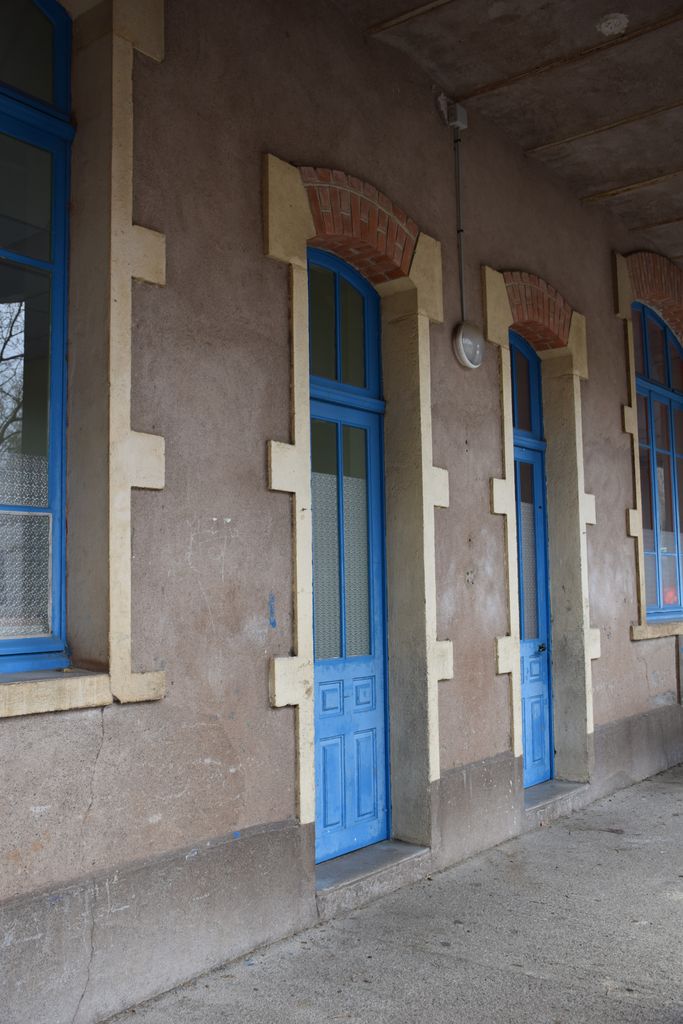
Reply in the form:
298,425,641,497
0,0,676,902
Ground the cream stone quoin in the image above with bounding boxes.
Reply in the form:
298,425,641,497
483,267,601,784
616,251,683,641
264,154,453,834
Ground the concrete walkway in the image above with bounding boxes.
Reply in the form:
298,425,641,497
110,768,683,1023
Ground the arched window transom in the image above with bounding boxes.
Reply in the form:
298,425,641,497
308,249,381,402
511,331,543,442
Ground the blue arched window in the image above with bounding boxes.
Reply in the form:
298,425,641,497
307,249,382,403
510,330,543,442
633,302,683,619
0,1,73,671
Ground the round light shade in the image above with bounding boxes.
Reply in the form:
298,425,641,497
452,321,485,369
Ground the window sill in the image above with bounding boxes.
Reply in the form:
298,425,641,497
631,620,683,641
0,669,112,718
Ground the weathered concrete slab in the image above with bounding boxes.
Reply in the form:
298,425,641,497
0,820,316,1024
109,766,683,1023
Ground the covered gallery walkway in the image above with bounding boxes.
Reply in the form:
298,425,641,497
110,766,683,1023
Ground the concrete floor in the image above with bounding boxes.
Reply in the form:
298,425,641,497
109,767,683,1023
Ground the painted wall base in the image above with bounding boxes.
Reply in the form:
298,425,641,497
432,752,524,870
3,704,681,1024
0,821,316,1024
591,702,683,800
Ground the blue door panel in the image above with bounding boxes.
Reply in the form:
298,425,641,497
321,737,344,830
355,730,378,819
515,444,552,788
312,401,389,862
309,250,389,864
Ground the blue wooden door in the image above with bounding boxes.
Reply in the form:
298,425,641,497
311,404,388,861
515,446,552,787
510,331,552,788
308,249,389,864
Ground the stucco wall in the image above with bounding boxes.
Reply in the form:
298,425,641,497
0,0,677,906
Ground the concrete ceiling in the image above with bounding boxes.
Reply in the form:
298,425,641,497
333,0,683,266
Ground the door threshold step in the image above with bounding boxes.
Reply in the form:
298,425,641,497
315,840,430,922
523,779,590,829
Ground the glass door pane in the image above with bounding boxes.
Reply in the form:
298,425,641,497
517,460,538,639
342,425,370,656
312,418,341,659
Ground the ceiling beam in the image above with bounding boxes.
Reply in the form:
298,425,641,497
368,0,455,34
453,12,683,102
633,215,683,231
582,169,683,202
527,101,683,155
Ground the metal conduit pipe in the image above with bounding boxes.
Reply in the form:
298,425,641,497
437,92,486,370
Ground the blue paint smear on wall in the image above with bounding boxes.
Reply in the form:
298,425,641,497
268,593,277,629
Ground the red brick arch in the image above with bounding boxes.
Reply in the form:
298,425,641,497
625,251,683,340
299,167,419,285
503,271,573,351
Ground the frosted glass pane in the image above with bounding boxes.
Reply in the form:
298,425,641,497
0,511,50,637
0,133,52,262
312,419,341,660
343,426,370,657
0,261,50,506
661,556,679,608
0,1,53,105
309,266,336,380
341,279,365,387
518,461,538,640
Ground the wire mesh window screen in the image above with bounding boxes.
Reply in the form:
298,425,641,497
518,461,538,639
0,511,50,637
342,425,370,657
312,419,341,659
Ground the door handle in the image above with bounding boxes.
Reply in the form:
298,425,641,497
537,643,547,653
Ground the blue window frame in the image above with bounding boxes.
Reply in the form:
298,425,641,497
0,1,73,672
308,248,382,411
633,302,683,620
510,330,544,444
308,248,391,861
